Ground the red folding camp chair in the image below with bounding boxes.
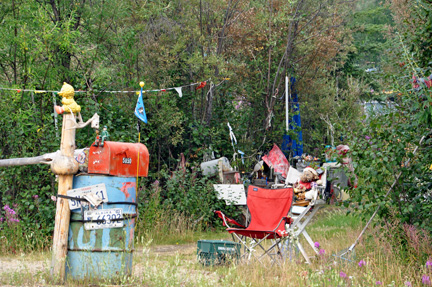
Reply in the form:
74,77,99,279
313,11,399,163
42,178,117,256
215,185,294,264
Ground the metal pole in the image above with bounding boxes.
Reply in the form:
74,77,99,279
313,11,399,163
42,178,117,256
285,76,289,133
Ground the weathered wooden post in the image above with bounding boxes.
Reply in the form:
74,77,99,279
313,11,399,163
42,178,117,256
49,83,80,282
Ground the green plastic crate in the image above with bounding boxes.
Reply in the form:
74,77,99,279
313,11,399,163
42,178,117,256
197,240,241,266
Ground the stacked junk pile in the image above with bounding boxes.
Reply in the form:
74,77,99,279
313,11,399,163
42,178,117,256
197,143,356,266
203,143,354,209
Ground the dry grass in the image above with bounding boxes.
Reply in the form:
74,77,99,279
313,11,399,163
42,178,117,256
0,206,430,286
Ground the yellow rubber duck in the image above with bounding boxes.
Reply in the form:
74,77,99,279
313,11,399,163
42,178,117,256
55,82,81,114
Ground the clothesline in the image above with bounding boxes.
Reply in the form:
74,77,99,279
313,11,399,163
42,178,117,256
0,77,221,95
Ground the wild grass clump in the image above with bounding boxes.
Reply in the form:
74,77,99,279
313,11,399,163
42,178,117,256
0,203,51,254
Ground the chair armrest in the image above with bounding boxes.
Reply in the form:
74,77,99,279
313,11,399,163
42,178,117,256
214,210,246,228
272,216,293,233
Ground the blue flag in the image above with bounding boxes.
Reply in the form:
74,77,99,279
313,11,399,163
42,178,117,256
134,87,147,123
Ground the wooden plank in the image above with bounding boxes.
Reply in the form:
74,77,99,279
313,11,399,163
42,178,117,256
50,113,76,282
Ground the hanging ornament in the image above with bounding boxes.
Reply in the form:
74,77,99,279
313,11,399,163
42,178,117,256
196,81,206,90
134,81,148,123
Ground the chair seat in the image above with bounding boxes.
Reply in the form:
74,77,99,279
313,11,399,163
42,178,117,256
227,228,287,239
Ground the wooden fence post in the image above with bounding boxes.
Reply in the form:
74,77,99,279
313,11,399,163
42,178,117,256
50,113,76,282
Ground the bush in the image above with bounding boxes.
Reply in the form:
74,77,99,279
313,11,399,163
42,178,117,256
349,67,432,233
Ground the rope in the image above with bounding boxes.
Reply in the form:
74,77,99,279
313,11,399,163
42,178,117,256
0,78,215,95
52,92,59,138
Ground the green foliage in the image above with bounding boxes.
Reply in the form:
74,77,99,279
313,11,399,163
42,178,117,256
162,167,241,228
1,0,430,253
349,65,432,232
135,167,243,245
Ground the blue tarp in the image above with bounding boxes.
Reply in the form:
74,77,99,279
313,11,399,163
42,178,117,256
281,77,303,157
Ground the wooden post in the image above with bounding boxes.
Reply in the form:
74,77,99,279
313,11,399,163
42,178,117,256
50,113,77,282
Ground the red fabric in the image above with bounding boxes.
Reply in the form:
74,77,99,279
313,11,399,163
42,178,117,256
262,144,290,178
214,210,245,228
227,185,293,239
196,81,207,90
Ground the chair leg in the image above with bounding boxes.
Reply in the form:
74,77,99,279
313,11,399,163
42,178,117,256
280,239,299,262
258,239,285,265
302,230,319,255
296,241,312,264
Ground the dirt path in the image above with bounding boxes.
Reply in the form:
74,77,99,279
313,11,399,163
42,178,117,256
149,243,196,255
0,255,49,275
0,243,197,276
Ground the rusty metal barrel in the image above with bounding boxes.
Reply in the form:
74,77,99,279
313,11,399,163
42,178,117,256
65,141,149,280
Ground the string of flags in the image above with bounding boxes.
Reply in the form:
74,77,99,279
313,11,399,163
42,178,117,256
0,77,228,125
0,78,217,96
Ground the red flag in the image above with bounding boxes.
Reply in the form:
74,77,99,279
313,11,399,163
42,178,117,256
196,81,206,90
262,144,290,178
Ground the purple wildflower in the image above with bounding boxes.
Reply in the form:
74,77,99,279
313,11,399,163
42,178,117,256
405,282,412,286
2,204,19,224
0,217,3,222
314,242,320,248
33,195,39,199
51,195,57,202
339,271,347,279
423,275,431,285
319,249,325,255
365,135,371,140
426,260,432,269
358,259,366,267
376,281,382,285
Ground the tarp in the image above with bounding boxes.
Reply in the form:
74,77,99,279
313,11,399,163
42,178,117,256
262,144,290,178
281,77,303,157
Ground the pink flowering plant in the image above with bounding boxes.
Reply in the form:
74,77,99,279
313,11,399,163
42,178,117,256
1,204,20,226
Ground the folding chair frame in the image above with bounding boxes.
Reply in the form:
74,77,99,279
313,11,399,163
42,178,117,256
286,203,322,263
216,210,290,265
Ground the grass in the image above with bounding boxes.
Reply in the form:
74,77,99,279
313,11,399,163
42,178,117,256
0,206,431,286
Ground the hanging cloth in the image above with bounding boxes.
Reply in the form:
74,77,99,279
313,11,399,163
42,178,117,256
227,122,237,150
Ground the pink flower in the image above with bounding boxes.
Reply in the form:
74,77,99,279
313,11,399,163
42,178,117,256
51,196,57,202
0,217,3,222
33,195,39,199
314,242,320,248
376,281,382,285
423,275,431,285
319,249,325,255
405,282,412,286
339,271,347,278
358,259,366,267
426,260,432,269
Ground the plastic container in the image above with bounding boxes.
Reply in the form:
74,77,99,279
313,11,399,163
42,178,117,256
197,240,241,266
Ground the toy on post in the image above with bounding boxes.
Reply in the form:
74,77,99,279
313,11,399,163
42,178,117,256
54,82,81,115
94,126,109,147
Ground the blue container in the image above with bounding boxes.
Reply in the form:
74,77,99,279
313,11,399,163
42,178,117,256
66,174,137,280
